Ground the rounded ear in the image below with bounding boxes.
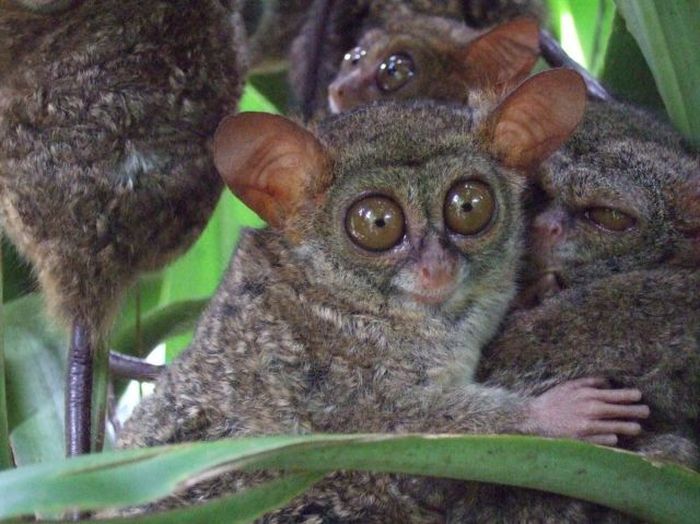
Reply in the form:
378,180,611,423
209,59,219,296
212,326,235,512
213,112,330,228
484,68,587,171
463,18,540,90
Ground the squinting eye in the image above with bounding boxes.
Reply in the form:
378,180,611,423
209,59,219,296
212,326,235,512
376,53,415,92
344,47,367,66
445,180,495,236
346,196,405,251
585,207,636,232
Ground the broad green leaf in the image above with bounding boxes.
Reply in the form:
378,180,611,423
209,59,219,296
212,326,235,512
615,0,700,146
600,11,664,110
239,82,281,115
3,294,66,465
0,434,697,523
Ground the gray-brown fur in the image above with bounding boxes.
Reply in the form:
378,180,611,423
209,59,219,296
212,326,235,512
0,0,247,334
114,98,598,521
244,0,314,73
289,0,544,118
457,101,700,523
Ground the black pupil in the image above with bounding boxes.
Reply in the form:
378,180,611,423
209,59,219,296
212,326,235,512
461,202,473,213
375,218,386,227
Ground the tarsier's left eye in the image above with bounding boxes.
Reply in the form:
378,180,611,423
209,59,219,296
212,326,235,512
346,196,405,251
344,47,367,66
376,53,415,92
585,207,636,232
444,180,495,236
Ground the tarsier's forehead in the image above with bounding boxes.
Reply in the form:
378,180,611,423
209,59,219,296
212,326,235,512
316,100,480,167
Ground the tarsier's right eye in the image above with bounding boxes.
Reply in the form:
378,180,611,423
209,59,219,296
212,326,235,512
344,47,367,66
346,196,405,251
444,180,495,236
376,53,415,92
585,207,636,232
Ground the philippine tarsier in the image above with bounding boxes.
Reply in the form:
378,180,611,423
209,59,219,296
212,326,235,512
0,0,247,454
449,101,700,523
115,70,650,522
288,0,546,118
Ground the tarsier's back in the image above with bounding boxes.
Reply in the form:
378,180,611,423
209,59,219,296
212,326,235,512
0,0,246,328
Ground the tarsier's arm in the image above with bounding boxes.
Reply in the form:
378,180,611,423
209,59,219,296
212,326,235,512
392,378,648,445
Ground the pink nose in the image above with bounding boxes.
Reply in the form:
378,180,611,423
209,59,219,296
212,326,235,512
533,209,566,248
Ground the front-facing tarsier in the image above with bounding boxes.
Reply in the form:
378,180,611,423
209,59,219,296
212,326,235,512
116,70,651,522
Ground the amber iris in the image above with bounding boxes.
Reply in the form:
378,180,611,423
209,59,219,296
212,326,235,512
586,207,636,231
346,196,405,251
444,180,495,235
377,53,415,92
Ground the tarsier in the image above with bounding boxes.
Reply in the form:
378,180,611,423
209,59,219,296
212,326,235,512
116,71,650,522
327,15,539,113
289,0,545,118
449,101,700,523
0,0,247,454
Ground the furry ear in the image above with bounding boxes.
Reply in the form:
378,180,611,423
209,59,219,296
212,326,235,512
213,112,330,228
484,68,587,171
463,18,540,90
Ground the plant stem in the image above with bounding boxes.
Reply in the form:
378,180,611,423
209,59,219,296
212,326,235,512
0,236,13,469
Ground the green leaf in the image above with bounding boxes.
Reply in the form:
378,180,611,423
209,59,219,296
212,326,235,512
615,0,700,146
99,473,323,524
0,434,697,523
599,11,665,110
0,238,12,470
3,294,66,466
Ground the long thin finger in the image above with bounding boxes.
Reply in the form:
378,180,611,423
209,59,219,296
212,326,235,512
582,421,642,437
592,403,651,420
567,377,609,389
583,388,643,403
585,434,618,446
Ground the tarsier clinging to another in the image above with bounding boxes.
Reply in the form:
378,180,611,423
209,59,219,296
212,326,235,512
116,70,650,522
451,102,700,523
0,0,247,454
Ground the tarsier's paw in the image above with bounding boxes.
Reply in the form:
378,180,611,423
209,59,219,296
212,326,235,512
527,377,650,445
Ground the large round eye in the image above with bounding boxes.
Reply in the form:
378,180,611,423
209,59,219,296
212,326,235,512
346,196,405,251
585,207,636,232
344,47,367,66
376,53,415,92
445,180,495,236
